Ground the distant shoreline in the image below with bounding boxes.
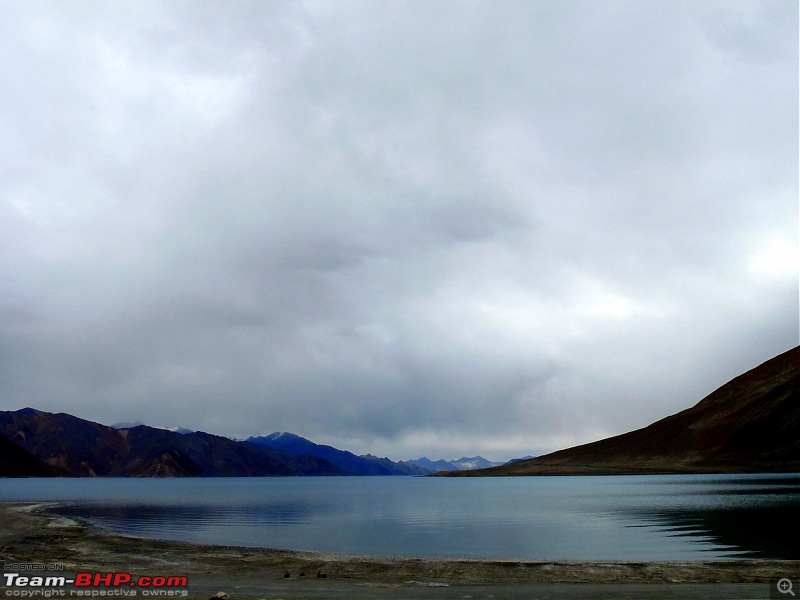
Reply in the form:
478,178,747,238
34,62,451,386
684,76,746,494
437,465,800,476
1,502,797,599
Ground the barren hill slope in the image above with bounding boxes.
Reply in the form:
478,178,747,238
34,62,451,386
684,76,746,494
459,345,800,476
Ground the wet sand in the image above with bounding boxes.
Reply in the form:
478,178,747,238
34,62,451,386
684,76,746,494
1,502,796,599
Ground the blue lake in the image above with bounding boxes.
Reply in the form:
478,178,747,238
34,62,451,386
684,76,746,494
1,474,798,560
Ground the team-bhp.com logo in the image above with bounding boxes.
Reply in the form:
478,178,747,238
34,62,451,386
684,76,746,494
3,572,188,597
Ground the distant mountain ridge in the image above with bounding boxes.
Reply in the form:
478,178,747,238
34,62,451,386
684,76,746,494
450,345,800,476
112,421,195,435
246,432,430,475
0,409,343,477
0,409,439,477
407,456,503,472
0,407,503,477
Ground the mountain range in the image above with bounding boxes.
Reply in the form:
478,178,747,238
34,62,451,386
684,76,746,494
0,409,504,477
0,408,444,477
247,433,501,474
247,432,430,475
0,409,496,477
0,408,345,477
450,345,800,476
406,456,503,472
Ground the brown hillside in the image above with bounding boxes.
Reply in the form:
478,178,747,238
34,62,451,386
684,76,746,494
460,345,800,476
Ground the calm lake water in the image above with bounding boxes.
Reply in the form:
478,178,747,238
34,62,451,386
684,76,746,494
2,474,799,560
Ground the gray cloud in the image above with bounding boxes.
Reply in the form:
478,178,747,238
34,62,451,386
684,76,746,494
0,0,796,461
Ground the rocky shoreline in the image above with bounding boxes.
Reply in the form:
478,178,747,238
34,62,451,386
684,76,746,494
1,502,796,599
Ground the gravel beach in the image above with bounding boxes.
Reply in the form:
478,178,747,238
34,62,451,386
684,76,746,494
1,502,796,599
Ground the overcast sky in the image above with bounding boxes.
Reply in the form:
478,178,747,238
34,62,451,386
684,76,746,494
1,1,797,462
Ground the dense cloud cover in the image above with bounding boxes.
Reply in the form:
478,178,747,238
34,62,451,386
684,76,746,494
1,1,797,461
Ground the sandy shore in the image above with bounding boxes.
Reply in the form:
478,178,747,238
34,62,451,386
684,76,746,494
1,502,797,599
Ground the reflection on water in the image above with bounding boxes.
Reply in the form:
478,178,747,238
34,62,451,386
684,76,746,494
57,502,325,526
2,474,798,560
621,476,800,559
54,498,337,547
56,501,321,531
633,505,799,559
